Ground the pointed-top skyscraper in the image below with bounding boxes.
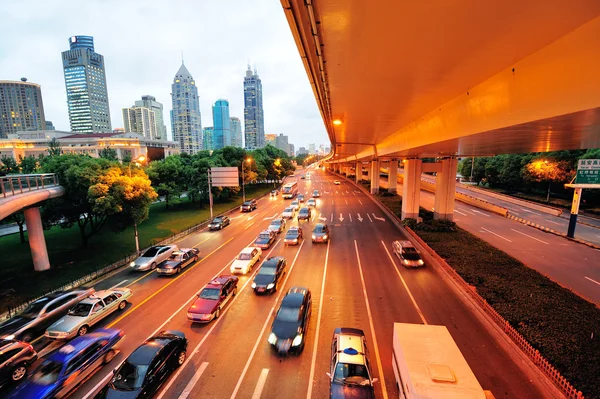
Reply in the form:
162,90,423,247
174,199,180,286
171,62,202,153
243,65,265,149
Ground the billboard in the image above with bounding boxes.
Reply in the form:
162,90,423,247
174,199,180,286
211,167,239,187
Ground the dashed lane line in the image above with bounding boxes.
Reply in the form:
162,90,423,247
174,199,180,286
480,227,513,242
510,228,549,244
179,362,210,399
251,369,270,399
585,276,600,287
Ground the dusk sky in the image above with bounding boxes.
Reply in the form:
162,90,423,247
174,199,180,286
0,0,329,150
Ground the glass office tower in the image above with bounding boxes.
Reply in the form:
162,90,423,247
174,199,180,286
171,62,202,153
212,99,231,149
0,78,46,138
243,65,265,149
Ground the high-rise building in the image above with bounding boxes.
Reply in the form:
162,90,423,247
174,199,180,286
135,95,167,140
308,143,316,154
62,35,111,133
212,99,231,149
243,65,264,149
122,106,157,140
298,146,307,155
203,127,214,151
230,117,243,148
171,62,202,153
275,133,289,153
0,78,46,138
288,143,295,157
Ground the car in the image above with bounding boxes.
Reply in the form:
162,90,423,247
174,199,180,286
96,330,187,398
187,276,238,322
312,223,330,243
268,287,311,355
290,200,300,211
254,230,277,249
8,329,123,399
300,175,306,179
45,288,132,340
130,244,178,271
306,198,316,207
230,247,262,274
157,248,200,275
284,227,303,245
392,240,424,268
297,207,312,221
0,289,95,342
0,338,37,386
334,180,341,185
312,190,320,198
297,194,305,202
325,328,378,399
268,218,286,234
281,207,295,219
252,257,287,295
270,190,279,198
208,215,230,230
240,199,258,212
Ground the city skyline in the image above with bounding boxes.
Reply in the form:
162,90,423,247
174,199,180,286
0,0,327,149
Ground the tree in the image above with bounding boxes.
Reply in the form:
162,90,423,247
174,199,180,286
522,158,574,201
11,212,27,244
18,155,40,174
0,156,18,175
47,137,62,157
99,147,118,161
458,157,487,184
146,155,185,208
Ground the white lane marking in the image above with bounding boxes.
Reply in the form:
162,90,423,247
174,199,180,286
307,240,330,399
381,241,427,324
353,241,388,399
585,276,600,286
359,200,363,205
311,211,316,222
480,227,513,242
367,214,373,223
319,214,327,221
454,209,467,216
345,199,348,205
339,213,345,223
471,209,491,217
179,362,209,399
251,369,270,399
372,214,385,222
229,240,306,399
244,222,255,230
349,213,352,222
544,219,562,225
248,215,257,220
460,208,477,215
109,279,129,290
510,228,549,244
522,208,541,215
330,213,333,222
357,213,363,222
511,211,520,215
331,200,334,206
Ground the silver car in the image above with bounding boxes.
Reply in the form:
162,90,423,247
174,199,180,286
130,244,178,271
45,288,132,340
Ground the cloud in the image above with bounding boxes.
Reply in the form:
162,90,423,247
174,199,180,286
0,0,329,150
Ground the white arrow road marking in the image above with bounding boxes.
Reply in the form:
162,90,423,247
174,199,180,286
248,215,256,220
251,369,270,399
585,276,600,286
330,213,333,222
471,209,490,217
109,279,129,290
263,213,278,221
354,190,361,194
454,209,468,216
357,214,363,222
319,213,327,221
510,228,549,244
349,214,353,222
367,214,373,223
480,227,512,242
372,214,385,222
339,213,344,222
179,362,209,399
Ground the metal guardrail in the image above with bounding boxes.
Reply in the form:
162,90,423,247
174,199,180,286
0,174,59,198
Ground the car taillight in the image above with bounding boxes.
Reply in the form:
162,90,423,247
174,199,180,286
26,343,34,351
118,330,125,337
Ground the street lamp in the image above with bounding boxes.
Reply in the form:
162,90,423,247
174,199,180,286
242,157,252,203
128,155,146,177
274,158,281,188
127,154,146,255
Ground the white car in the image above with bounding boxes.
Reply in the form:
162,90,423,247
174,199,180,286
281,207,295,219
290,200,300,211
130,245,178,271
230,247,262,274
307,198,316,207
333,180,341,185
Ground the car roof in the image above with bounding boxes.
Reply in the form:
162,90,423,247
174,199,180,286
209,275,234,286
281,292,305,308
299,207,309,212
240,246,257,254
127,340,167,365
259,230,272,235
80,290,116,304
335,331,367,365
397,240,415,248
313,223,327,230
263,257,283,267
49,330,118,362
287,226,300,231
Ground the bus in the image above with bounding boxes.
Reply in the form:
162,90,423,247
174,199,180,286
282,181,298,199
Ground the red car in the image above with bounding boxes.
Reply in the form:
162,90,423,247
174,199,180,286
187,275,239,323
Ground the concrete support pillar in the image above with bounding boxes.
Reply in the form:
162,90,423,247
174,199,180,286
24,207,50,272
388,160,398,194
434,158,459,220
401,159,422,220
365,163,370,180
370,160,380,194
355,162,361,184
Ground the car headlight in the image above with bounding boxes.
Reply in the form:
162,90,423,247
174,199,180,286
267,283,275,289
187,312,193,319
251,282,256,288
418,260,424,265
312,235,316,239
268,332,278,345
4,334,15,340
293,239,298,243
292,334,303,347
403,259,409,264
323,235,328,239
130,261,136,267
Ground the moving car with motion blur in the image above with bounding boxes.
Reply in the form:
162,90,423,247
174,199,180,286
240,199,258,212
392,241,424,268
130,245,178,271
187,276,239,323
8,328,123,399
268,287,311,355
268,218,286,234
156,248,200,275
0,289,94,342
281,207,296,219
312,223,330,243
297,194,305,202
290,200,300,211
326,328,378,399
96,330,187,398
297,207,312,221
0,338,37,386
284,226,303,245
230,247,262,274
307,198,316,207
270,190,279,198
252,257,287,294
312,190,320,198
208,215,230,230
45,288,132,340
254,230,277,250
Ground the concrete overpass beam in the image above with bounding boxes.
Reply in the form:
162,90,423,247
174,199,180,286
24,207,50,272
434,158,459,220
370,160,380,194
402,159,422,220
388,161,398,194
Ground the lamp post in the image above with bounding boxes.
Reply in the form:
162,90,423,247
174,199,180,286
544,160,551,202
127,154,146,255
274,158,281,188
128,155,146,177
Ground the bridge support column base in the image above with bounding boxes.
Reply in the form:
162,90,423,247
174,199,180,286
355,162,361,184
402,159,422,220
370,160,380,194
434,158,458,220
24,207,50,272
388,161,398,194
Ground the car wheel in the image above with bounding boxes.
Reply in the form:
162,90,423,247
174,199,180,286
151,262,157,270
176,267,182,275
233,287,238,296
176,350,187,367
11,364,27,382
104,349,117,364
77,325,89,336
215,308,221,319
194,256,199,262
118,301,127,311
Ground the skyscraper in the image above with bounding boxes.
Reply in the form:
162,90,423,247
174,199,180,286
275,133,289,153
62,35,111,133
212,99,231,149
0,78,46,138
288,143,295,157
171,62,202,153
122,106,157,140
135,95,167,140
203,127,214,151
230,117,243,148
243,65,264,149
309,143,316,154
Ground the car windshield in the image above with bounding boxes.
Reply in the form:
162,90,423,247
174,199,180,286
199,288,221,300
314,225,326,233
168,253,183,261
300,209,309,214
31,360,62,385
111,361,148,390
243,201,252,206
333,362,371,385
402,248,421,260
286,231,298,237
68,303,92,317
271,220,282,226
212,217,223,223
275,306,301,322
259,233,271,239
141,247,160,257
258,266,277,276
238,252,252,260
284,207,293,213
292,201,298,206
21,298,50,318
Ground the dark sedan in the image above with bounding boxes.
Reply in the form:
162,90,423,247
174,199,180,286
297,207,311,221
96,330,187,399
208,216,230,230
252,257,287,294
254,230,276,249
312,223,330,243
284,227,303,245
267,287,311,355
0,339,37,387
240,199,257,212
156,248,200,276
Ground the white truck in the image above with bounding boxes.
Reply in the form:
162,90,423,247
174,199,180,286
392,323,495,399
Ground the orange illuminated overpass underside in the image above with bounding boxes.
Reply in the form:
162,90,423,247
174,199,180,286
281,0,600,162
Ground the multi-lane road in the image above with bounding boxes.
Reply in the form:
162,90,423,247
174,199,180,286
5,168,558,399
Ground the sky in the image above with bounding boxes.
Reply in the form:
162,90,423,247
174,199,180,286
0,0,329,150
